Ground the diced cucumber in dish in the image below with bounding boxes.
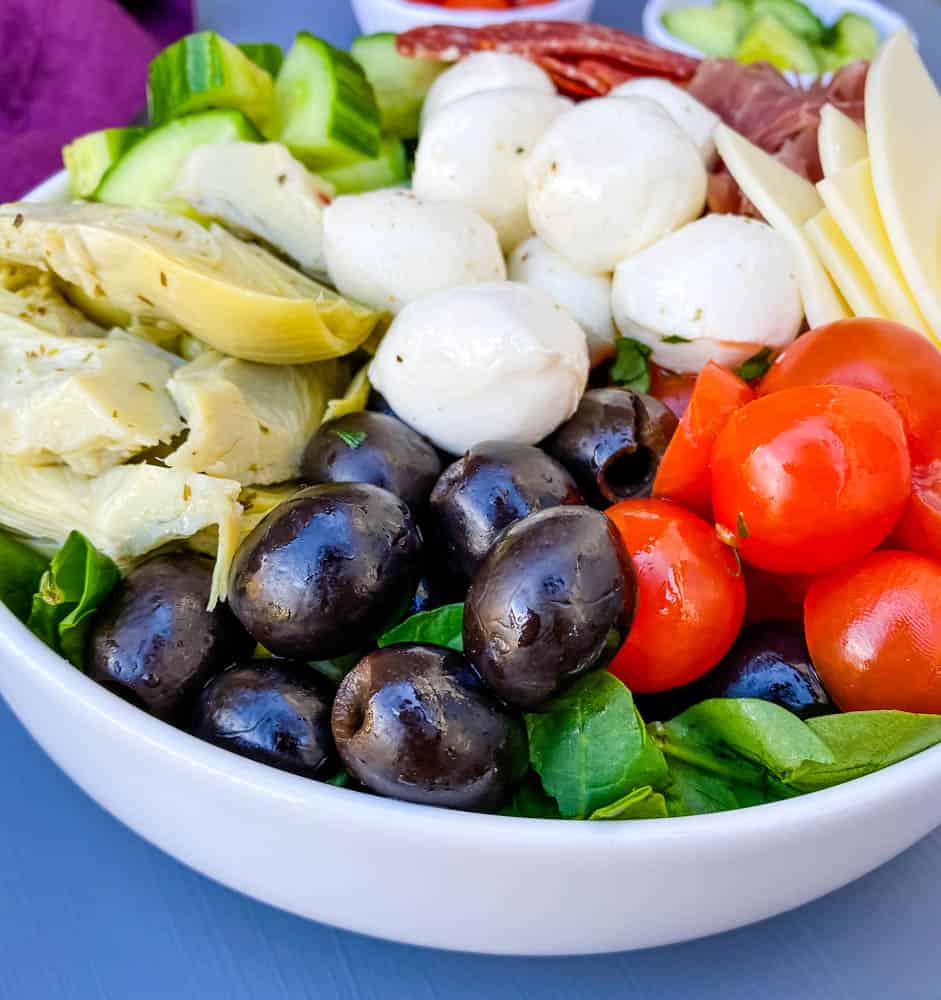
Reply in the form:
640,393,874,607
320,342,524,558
238,42,284,77
751,0,826,44
94,110,261,211
270,32,381,169
350,32,447,140
661,2,748,57
737,15,819,73
319,137,410,194
829,12,881,62
62,127,146,198
148,31,275,128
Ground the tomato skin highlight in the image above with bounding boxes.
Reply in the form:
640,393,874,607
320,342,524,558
711,385,912,576
652,362,754,519
606,499,746,693
804,550,941,714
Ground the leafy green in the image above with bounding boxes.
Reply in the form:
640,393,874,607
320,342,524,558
327,769,352,788
26,531,121,668
660,334,692,344
332,428,367,449
734,347,775,381
501,774,563,819
661,758,787,817
610,337,652,393
0,532,49,623
526,672,669,819
590,785,668,820
309,653,361,684
378,603,464,651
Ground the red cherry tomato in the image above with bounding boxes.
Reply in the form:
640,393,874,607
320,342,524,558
804,550,941,713
648,364,697,421
742,565,812,627
606,499,746,693
711,385,912,576
893,461,941,560
652,362,754,519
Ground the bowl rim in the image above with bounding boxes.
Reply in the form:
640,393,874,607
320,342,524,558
353,0,594,28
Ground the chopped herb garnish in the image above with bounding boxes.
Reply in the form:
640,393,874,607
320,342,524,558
12,213,23,229
734,347,775,382
661,334,692,344
736,512,749,539
610,336,652,393
333,429,367,449
159,271,168,288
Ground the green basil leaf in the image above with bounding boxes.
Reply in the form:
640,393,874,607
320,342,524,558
378,603,464,651
501,774,563,819
662,758,788,817
526,672,669,819
610,336,652,393
0,532,49,623
734,347,775,381
589,785,668,820
660,334,692,344
309,652,361,684
327,769,352,787
26,531,121,669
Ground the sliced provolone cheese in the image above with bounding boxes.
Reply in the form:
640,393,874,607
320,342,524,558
866,31,941,346
714,123,848,327
806,209,887,318
817,158,930,336
818,105,868,178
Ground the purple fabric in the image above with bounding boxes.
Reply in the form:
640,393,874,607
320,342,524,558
0,0,194,202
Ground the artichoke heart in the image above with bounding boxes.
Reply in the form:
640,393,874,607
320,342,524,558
166,351,346,484
0,262,104,338
0,203,384,364
321,362,371,424
0,461,242,606
0,316,183,475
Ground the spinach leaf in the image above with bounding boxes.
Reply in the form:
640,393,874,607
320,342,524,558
526,672,669,819
378,603,464,651
501,774,563,819
327,769,352,787
309,653,360,684
0,532,49,623
610,337,652,393
660,757,788,817
26,531,121,669
734,347,775,381
589,785,668,820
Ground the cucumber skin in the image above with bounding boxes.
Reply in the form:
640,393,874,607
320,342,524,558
319,137,410,194
661,3,747,58
238,43,284,77
63,128,147,199
752,0,826,44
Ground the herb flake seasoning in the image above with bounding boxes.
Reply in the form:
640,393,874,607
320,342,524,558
333,429,367,449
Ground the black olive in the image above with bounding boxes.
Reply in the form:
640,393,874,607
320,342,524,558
543,388,678,508
192,658,338,779
367,389,395,417
88,553,253,722
332,644,527,811
429,441,583,581
228,483,423,660
463,507,635,711
301,411,442,513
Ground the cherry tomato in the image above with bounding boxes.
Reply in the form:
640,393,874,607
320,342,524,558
804,550,941,713
648,364,697,421
712,385,912,576
742,565,812,627
652,362,754,519
606,499,745,693
892,460,941,560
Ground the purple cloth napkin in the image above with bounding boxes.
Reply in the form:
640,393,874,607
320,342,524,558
0,0,194,201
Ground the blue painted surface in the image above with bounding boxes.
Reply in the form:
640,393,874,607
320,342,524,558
4,1,941,996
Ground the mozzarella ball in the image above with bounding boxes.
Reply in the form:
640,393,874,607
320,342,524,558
524,97,707,273
369,283,589,455
323,190,506,314
413,89,572,252
608,78,719,165
508,236,616,366
421,52,555,128
611,215,803,373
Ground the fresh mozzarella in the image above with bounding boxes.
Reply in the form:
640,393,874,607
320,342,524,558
508,236,616,366
369,282,589,455
420,52,555,128
413,88,572,252
611,215,803,373
608,79,719,165
524,97,707,274
323,190,506,314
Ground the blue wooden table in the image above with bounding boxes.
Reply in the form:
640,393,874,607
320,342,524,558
3,1,941,996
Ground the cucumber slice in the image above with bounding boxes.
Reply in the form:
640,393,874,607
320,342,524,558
752,0,826,44
270,33,381,168
661,2,747,57
62,128,146,198
320,137,410,194
737,15,820,73
350,33,446,140
148,31,275,128
238,43,284,77
95,110,261,211
829,13,880,62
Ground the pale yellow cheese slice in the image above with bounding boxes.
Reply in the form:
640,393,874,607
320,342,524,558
818,105,868,178
866,31,941,346
805,209,887,319
714,123,849,328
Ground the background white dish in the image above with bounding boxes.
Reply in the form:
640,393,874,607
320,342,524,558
2,171,941,956
351,0,595,35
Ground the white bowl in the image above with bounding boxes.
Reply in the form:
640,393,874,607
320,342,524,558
351,0,595,35
4,171,941,956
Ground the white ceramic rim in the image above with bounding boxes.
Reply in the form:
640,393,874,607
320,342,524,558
355,0,594,28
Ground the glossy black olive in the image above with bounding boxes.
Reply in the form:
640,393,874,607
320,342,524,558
407,566,463,616
543,388,678,508
463,507,635,711
192,658,338,779
228,483,423,660
429,441,583,581
332,643,527,811
88,554,253,722
301,411,442,513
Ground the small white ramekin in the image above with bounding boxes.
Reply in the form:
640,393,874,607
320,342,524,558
351,0,596,36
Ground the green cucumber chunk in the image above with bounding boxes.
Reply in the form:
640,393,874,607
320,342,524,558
661,2,748,57
752,0,826,44
62,128,147,198
270,32,381,169
238,42,284,77
350,32,446,139
148,31,275,128
320,137,410,194
737,15,820,72
829,12,881,62
94,109,261,210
